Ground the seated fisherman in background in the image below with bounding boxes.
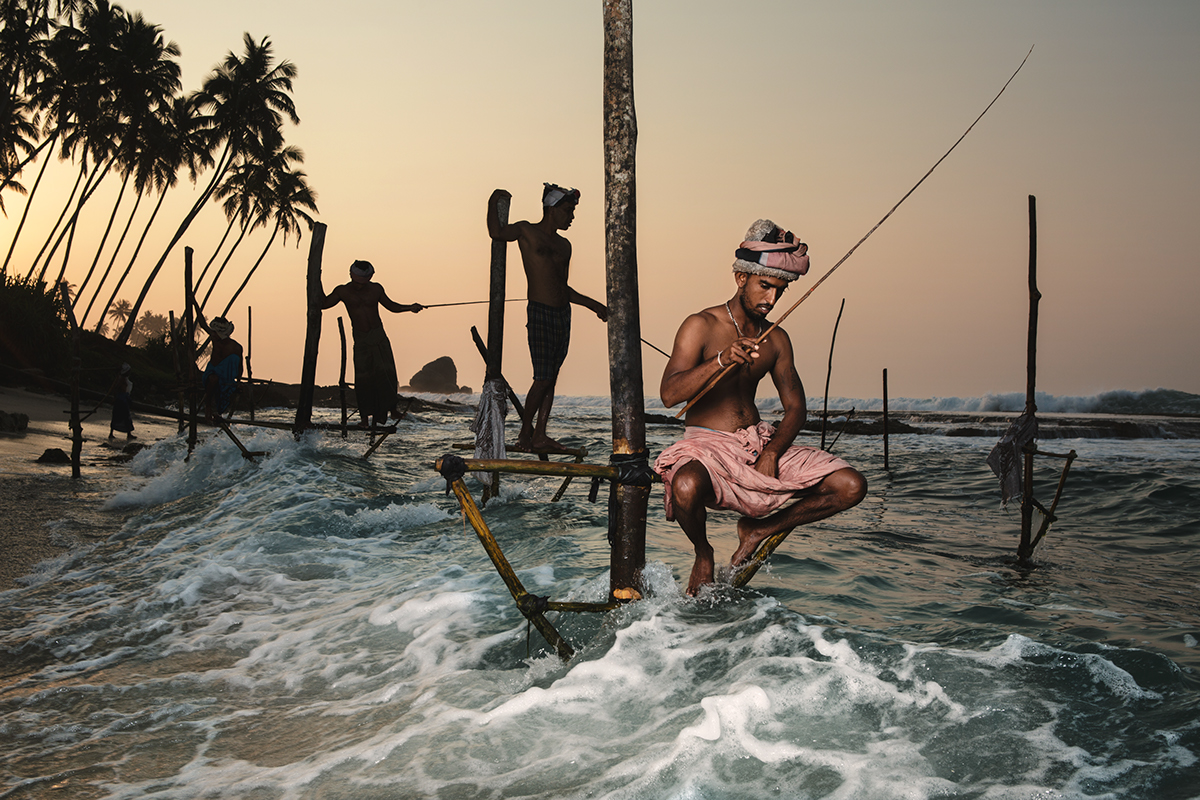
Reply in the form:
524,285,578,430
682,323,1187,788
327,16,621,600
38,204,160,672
654,219,867,596
193,306,243,424
320,259,423,429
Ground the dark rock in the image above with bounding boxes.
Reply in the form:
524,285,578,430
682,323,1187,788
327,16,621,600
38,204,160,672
406,356,468,394
37,447,71,463
0,410,30,432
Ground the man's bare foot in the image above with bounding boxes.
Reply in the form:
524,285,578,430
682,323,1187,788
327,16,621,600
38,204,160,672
530,433,565,453
686,551,716,597
730,515,773,567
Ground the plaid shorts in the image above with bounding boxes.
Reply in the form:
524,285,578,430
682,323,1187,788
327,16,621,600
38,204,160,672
526,301,571,381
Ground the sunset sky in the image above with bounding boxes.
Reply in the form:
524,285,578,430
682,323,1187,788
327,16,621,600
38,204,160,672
8,1,1199,403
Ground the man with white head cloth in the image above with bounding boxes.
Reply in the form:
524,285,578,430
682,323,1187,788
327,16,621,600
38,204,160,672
655,219,867,595
321,260,423,429
487,183,608,451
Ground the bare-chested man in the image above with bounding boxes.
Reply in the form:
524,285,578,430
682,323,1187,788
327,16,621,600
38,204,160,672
191,299,243,424
655,219,867,596
487,183,607,451
320,260,423,428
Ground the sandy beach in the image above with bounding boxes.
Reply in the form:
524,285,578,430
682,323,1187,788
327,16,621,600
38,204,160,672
0,385,179,592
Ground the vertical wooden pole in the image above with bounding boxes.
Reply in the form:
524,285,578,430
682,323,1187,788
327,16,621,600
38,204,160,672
883,368,889,470
487,196,509,381
184,248,198,455
1018,195,1040,563
820,298,846,451
604,0,648,597
296,222,327,434
246,306,255,421
337,316,349,437
58,282,82,478
169,310,185,432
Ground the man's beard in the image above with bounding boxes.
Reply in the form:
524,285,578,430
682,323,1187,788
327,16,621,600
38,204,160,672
738,290,769,324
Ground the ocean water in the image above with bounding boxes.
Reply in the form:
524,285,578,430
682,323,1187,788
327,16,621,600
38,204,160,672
2,393,1199,799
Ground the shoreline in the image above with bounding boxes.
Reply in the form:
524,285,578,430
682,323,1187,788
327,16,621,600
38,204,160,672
0,385,179,592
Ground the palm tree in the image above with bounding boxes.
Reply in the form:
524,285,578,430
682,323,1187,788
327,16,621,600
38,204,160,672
22,0,122,283
0,0,51,208
72,11,180,313
200,140,303,311
89,92,209,332
193,143,273,305
38,0,131,287
116,32,298,346
106,297,131,329
220,155,317,317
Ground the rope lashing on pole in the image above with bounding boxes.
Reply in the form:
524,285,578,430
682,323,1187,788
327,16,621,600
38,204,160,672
675,46,1035,419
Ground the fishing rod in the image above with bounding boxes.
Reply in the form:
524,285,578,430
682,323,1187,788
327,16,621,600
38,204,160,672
676,46,1035,419
421,299,526,308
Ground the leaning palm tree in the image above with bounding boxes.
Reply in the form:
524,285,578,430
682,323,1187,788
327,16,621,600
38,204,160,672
193,143,275,305
89,92,210,331
116,32,298,346
200,140,304,312
0,0,51,208
28,0,125,284
219,159,317,318
72,10,181,314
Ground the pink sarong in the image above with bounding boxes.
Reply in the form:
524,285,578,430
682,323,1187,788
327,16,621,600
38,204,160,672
653,422,851,521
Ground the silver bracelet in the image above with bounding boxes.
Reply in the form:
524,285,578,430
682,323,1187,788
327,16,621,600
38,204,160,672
716,350,725,368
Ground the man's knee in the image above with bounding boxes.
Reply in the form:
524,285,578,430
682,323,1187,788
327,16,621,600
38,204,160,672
671,463,712,510
830,467,867,510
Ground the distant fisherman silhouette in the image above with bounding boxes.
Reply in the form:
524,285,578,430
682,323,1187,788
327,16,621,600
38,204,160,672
321,260,423,429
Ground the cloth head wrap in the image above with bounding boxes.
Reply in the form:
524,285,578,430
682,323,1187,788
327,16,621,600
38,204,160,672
210,317,234,340
732,218,809,281
543,182,580,207
349,260,375,280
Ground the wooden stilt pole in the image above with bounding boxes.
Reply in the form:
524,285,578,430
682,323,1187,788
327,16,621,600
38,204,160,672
337,316,349,438
603,0,649,599
487,196,509,382
184,248,198,456
296,222,327,435
169,311,185,432
246,306,255,421
1018,195,1040,565
883,368,890,470
820,299,846,451
58,282,82,478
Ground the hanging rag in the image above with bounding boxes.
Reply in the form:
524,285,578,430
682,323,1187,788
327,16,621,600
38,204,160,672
987,412,1038,506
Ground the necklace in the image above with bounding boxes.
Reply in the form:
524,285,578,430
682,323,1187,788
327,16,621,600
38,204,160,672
724,301,744,338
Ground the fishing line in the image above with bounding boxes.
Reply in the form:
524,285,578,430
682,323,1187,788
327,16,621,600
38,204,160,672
429,298,672,357
677,46,1035,418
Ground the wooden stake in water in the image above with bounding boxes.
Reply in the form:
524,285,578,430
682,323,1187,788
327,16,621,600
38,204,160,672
296,222,327,435
604,0,650,598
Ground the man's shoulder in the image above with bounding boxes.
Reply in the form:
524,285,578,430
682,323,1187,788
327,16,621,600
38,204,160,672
684,306,725,328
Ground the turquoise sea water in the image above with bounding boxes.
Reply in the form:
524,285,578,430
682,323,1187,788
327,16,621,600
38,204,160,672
2,395,1198,799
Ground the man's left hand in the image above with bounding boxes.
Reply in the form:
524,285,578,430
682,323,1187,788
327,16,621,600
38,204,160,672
753,450,779,479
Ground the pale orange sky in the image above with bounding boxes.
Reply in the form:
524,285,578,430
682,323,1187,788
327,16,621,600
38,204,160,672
7,1,1199,402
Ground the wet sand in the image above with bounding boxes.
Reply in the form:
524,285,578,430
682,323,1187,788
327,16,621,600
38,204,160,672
0,385,178,592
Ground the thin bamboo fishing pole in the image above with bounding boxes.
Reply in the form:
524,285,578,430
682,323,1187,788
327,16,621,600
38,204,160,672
676,46,1035,419
421,298,526,308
